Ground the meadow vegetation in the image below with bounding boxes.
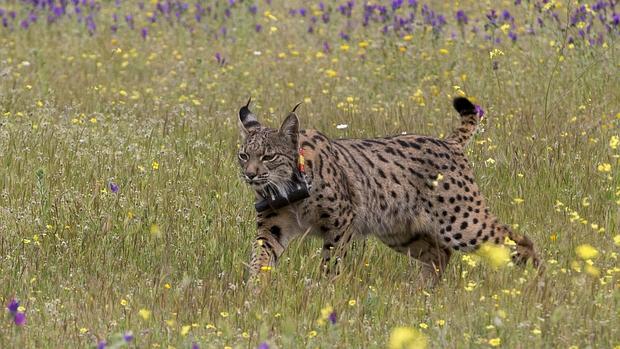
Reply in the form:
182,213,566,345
0,0,619,348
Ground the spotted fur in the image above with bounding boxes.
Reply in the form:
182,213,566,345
237,97,541,284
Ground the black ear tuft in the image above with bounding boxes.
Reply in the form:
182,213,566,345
291,101,303,113
453,97,476,116
239,97,260,130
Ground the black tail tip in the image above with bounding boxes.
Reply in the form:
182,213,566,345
453,97,476,116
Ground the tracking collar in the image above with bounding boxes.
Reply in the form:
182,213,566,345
255,148,311,213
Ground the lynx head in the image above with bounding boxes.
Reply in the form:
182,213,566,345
237,99,301,198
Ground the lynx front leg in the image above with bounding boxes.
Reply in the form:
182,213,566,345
248,210,301,283
320,223,355,276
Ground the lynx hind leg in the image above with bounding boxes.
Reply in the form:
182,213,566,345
416,244,452,285
395,234,452,285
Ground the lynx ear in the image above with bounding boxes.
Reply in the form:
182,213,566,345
279,103,301,145
238,98,260,138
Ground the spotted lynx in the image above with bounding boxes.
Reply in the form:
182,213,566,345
237,97,541,284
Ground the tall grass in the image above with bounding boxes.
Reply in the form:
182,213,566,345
0,1,618,348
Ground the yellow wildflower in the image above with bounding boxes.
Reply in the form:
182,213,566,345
488,337,501,346
575,244,599,260
477,243,510,268
138,308,151,320
489,48,504,59
388,326,427,349
597,163,611,172
584,264,600,277
150,224,161,237
320,304,333,321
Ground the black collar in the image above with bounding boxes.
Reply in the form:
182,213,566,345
254,179,310,213
255,148,310,212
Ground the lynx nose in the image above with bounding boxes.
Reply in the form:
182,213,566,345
246,172,257,180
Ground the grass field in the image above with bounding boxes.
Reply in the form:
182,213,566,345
0,1,619,348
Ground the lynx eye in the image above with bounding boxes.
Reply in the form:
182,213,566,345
238,152,249,161
261,154,277,162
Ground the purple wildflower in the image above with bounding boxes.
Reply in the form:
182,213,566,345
508,31,517,42
86,14,96,34
455,10,468,25
475,105,485,118
328,311,337,324
392,0,403,11
321,12,330,24
257,343,269,349
125,14,134,29
192,343,199,349
14,312,26,326
486,9,497,24
299,8,307,17
254,24,262,32
323,41,331,53
123,331,134,342
109,182,119,193
7,299,19,314
141,27,148,39
20,19,29,29
215,52,226,66
613,13,619,26
97,340,107,349
249,5,257,15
